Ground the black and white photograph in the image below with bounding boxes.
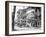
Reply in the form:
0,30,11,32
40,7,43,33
13,6,41,31
5,1,45,36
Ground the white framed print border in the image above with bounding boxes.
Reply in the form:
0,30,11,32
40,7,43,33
5,1,45,36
